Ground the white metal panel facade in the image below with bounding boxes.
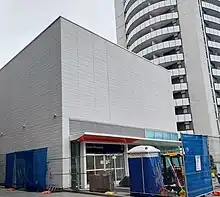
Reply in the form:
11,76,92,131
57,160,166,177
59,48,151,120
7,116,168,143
60,17,176,133
60,17,176,187
0,17,177,189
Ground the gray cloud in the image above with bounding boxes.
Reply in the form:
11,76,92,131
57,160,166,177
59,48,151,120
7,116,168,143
0,0,116,68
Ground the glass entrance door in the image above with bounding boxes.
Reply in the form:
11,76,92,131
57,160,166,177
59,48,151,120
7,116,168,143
86,154,125,184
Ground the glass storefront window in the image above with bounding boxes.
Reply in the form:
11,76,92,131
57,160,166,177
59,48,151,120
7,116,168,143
115,155,124,168
86,156,94,170
95,155,104,170
163,132,171,140
145,128,179,141
116,169,124,181
171,133,178,141
86,153,125,184
105,155,113,169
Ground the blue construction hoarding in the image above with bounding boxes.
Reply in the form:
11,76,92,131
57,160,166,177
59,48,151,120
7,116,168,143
4,148,47,192
181,134,213,197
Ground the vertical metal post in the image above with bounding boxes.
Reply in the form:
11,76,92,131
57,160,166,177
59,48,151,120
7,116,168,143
124,144,129,176
80,142,87,189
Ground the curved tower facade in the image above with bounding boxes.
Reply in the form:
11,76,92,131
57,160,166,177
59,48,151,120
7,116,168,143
115,0,220,136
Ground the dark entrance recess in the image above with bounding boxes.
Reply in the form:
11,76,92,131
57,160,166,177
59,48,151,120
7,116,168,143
71,142,80,191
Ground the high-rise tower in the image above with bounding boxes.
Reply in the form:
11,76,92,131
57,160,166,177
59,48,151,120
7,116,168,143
115,0,220,136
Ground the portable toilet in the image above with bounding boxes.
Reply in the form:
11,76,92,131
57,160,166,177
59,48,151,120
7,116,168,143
128,145,164,196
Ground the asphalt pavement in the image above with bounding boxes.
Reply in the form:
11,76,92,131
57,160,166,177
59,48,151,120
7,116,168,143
0,189,102,197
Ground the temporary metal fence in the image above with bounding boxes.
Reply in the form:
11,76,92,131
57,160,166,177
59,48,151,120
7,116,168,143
0,139,219,196
0,148,184,195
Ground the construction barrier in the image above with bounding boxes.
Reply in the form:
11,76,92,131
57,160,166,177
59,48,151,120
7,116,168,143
4,148,47,192
0,137,219,196
181,134,213,197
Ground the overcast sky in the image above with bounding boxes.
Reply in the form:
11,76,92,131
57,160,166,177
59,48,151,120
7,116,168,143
0,0,116,68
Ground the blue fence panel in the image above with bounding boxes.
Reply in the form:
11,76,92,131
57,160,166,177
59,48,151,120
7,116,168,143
15,151,26,189
181,134,213,197
33,148,47,191
4,148,48,192
5,153,15,187
15,150,34,189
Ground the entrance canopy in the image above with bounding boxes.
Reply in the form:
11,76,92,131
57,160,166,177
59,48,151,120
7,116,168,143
70,132,181,147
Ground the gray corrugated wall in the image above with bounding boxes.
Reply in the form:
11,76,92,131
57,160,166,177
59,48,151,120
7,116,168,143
0,19,63,187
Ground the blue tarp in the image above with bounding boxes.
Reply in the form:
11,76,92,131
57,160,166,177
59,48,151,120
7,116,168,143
33,148,47,191
181,134,213,197
4,148,47,192
5,153,15,188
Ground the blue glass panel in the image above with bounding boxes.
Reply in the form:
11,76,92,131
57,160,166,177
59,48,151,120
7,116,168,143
146,131,155,139
163,132,168,140
155,131,163,139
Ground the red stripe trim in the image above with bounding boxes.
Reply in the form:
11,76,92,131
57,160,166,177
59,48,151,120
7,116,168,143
74,134,137,143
